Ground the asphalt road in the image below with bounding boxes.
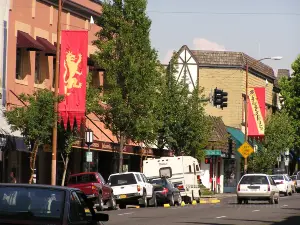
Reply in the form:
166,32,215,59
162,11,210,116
103,194,300,225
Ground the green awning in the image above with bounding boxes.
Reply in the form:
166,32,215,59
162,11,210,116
205,150,222,156
227,127,245,148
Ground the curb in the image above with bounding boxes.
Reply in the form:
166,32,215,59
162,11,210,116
200,198,221,204
163,203,171,208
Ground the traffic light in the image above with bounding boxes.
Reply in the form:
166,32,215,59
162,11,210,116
213,88,228,109
205,158,211,164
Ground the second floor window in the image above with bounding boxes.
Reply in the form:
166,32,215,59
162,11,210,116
35,52,41,83
16,48,22,80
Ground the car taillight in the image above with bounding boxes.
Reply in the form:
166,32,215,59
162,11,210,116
91,185,96,190
197,175,200,180
162,187,168,194
268,185,270,191
137,185,141,192
237,184,240,191
177,185,184,190
280,181,284,184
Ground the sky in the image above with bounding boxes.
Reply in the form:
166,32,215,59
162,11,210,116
146,0,300,74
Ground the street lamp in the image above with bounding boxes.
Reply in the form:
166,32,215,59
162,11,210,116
85,129,94,172
244,56,282,175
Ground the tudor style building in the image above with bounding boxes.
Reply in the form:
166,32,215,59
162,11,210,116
173,45,280,192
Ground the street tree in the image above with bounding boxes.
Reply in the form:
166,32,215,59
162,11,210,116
60,129,77,186
279,55,300,149
4,89,63,184
93,0,162,172
155,53,212,159
248,111,295,173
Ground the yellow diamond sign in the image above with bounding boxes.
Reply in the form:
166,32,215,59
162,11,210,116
238,141,254,158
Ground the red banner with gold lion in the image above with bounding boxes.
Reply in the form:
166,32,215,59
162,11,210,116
247,87,266,138
58,30,88,130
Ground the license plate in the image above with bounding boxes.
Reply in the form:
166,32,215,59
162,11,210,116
120,194,127,199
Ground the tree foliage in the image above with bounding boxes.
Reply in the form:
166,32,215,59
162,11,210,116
93,0,161,172
279,55,300,148
248,111,295,173
4,89,63,183
155,53,212,159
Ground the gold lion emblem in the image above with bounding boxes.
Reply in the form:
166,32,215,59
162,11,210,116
63,51,83,96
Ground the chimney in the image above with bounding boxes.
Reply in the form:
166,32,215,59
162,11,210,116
277,69,290,79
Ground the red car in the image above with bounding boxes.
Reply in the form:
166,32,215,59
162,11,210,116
67,172,117,210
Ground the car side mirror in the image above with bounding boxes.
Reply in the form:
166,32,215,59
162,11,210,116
94,212,109,222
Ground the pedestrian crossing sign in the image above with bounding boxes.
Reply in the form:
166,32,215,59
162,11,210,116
238,142,254,158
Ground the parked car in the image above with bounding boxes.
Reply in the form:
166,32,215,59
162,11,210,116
108,172,156,209
284,174,296,193
67,172,117,211
0,183,108,225
237,174,280,204
149,177,182,206
291,175,299,192
293,171,300,193
270,174,292,196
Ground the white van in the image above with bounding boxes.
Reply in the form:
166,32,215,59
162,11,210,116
143,156,201,203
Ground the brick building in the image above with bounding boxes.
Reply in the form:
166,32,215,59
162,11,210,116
1,0,101,184
173,45,279,192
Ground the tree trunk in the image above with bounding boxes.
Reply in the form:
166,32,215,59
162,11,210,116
29,140,39,184
61,155,69,186
119,135,125,173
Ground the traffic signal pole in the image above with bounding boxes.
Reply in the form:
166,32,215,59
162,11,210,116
244,63,249,175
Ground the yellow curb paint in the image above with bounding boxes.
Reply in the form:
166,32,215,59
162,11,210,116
181,201,186,207
136,206,140,208
210,199,220,203
164,204,170,208
192,200,197,205
200,200,208,204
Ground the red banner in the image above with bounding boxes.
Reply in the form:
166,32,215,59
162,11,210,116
58,30,88,130
247,87,266,138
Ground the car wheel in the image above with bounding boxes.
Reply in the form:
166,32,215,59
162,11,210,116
237,198,243,204
169,194,175,206
96,194,104,211
108,195,117,210
284,189,288,196
269,195,275,204
152,193,158,207
139,191,148,208
275,196,279,204
176,194,182,206
119,203,126,209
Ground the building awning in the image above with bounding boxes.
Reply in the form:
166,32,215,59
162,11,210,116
17,31,45,51
36,37,56,56
227,127,245,147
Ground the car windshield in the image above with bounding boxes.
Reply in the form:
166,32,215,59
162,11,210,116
0,186,64,220
271,175,284,180
69,174,97,184
150,179,167,187
240,175,269,185
109,174,137,186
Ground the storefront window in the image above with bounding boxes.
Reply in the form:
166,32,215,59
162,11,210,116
224,159,237,188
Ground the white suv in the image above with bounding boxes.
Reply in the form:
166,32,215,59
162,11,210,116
108,172,155,209
237,174,279,204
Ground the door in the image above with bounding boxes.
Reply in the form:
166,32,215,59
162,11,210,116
141,173,152,197
68,191,92,225
98,173,110,200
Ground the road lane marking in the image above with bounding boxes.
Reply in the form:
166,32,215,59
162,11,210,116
252,210,260,212
118,212,134,216
282,205,288,207
216,216,227,219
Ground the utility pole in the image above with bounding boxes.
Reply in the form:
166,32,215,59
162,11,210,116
244,64,249,175
51,0,62,186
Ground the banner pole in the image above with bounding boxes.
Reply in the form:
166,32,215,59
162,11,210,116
244,63,249,175
51,0,62,186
